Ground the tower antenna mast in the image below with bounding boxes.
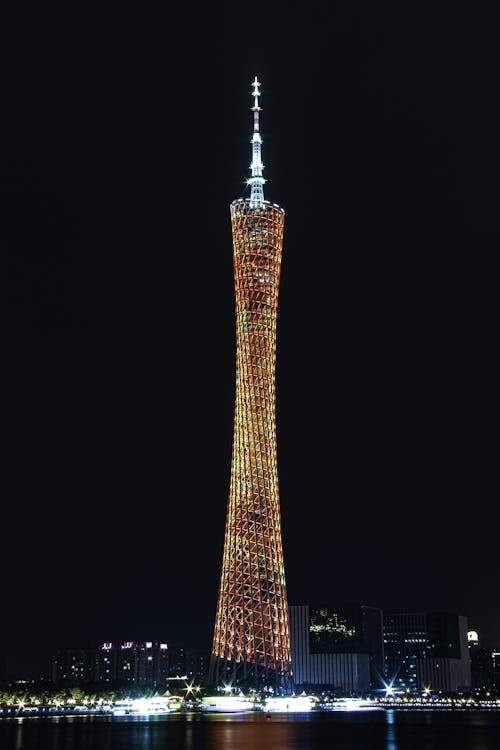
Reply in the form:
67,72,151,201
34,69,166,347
248,76,265,206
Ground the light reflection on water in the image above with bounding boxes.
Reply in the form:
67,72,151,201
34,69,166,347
3,711,500,750
386,709,397,750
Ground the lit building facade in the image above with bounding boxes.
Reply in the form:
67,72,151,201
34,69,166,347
52,641,168,686
210,78,292,690
384,612,471,693
289,604,384,692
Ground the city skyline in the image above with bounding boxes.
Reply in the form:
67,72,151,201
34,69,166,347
6,4,499,677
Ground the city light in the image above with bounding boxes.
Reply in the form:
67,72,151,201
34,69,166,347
183,681,201,697
384,681,395,697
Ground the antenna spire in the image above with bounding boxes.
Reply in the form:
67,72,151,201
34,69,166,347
248,76,265,206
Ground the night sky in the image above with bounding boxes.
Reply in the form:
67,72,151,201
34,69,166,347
5,3,499,677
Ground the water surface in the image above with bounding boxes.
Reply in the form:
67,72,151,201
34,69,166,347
2,710,500,750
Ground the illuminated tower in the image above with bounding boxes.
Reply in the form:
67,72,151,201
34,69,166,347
210,78,292,690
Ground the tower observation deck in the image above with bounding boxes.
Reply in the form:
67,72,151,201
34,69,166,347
210,78,292,691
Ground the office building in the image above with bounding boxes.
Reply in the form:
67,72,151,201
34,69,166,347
471,645,500,692
384,612,471,692
289,604,384,692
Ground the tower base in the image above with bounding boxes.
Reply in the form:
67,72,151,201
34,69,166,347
209,655,293,694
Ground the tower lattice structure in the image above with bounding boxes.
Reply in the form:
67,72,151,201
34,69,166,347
210,78,292,690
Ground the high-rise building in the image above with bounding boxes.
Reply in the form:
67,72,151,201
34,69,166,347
384,612,471,693
289,604,384,692
167,646,189,678
53,641,168,687
115,641,169,686
52,647,96,683
210,78,292,690
470,642,500,692
186,650,210,685
167,647,210,684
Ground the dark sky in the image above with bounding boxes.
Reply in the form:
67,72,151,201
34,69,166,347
5,2,499,677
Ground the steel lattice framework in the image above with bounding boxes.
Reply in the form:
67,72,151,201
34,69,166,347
210,79,292,691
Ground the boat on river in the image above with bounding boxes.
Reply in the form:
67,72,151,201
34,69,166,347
112,697,180,716
201,695,254,713
262,696,315,713
321,698,384,712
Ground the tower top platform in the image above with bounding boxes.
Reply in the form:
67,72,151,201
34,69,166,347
231,197,285,215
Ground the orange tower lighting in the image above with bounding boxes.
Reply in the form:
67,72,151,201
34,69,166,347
210,78,292,691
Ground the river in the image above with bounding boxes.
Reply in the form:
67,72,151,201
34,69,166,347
2,710,500,749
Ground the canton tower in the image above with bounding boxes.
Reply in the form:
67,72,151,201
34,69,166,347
210,78,292,690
